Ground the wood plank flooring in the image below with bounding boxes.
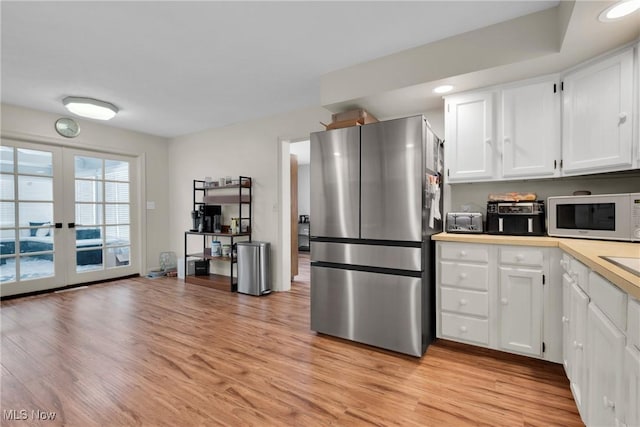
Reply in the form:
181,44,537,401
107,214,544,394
1,254,582,426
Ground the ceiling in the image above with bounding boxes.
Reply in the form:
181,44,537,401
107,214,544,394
1,1,563,138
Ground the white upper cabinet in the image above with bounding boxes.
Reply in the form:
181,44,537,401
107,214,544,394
562,48,634,175
444,45,638,183
500,76,561,179
445,91,495,182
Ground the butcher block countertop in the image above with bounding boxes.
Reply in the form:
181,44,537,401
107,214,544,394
433,232,640,300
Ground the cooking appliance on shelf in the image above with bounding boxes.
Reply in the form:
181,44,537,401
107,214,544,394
486,200,546,236
547,192,640,242
445,212,483,233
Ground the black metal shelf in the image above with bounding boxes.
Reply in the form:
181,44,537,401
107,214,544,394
185,176,252,292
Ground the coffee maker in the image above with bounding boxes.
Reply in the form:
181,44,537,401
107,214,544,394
191,209,202,232
202,205,222,233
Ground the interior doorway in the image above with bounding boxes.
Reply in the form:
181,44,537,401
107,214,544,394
289,139,310,285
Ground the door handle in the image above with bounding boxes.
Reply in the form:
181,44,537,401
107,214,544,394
68,223,75,229
55,223,63,229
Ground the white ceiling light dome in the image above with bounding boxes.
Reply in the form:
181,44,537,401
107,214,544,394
63,96,119,120
599,0,640,21
433,85,454,94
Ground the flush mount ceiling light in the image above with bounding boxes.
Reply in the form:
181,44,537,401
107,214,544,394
599,0,640,21
433,85,454,94
62,96,118,120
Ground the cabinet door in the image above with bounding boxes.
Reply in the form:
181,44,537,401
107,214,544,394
587,304,625,427
562,273,573,378
498,266,543,357
445,91,495,182
501,77,560,178
562,48,634,175
570,281,589,420
623,345,640,427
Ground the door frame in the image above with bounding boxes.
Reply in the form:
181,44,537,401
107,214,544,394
1,131,146,293
277,136,308,292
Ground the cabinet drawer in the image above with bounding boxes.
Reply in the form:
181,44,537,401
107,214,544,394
440,261,489,290
589,272,627,331
499,247,543,267
441,287,488,317
440,243,489,263
441,313,489,345
629,297,640,350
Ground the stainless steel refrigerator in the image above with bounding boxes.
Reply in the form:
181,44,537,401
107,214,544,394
310,115,443,357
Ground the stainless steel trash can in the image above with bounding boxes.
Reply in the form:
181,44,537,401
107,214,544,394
237,241,271,296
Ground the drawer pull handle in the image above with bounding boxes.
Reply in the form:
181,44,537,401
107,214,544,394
516,254,524,261
459,273,467,279
562,316,569,323
619,112,627,124
573,340,583,349
459,250,467,257
459,299,468,306
459,326,467,333
501,298,508,305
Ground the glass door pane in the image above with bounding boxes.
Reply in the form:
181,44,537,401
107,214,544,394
0,142,64,297
65,150,137,284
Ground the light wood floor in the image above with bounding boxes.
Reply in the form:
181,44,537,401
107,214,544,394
1,254,582,426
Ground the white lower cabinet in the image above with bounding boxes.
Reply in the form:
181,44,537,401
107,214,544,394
437,243,639,427
587,304,625,427
436,242,560,362
569,280,589,420
562,273,573,378
498,266,543,357
623,345,640,427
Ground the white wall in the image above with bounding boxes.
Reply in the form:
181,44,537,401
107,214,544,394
167,106,331,291
1,103,170,273
297,164,310,217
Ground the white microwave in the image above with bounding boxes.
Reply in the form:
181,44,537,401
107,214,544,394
547,193,640,242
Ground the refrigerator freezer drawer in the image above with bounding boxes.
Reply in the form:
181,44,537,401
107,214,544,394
311,241,422,272
311,265,423,356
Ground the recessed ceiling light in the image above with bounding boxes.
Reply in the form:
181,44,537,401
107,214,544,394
599,0,640,21
63,96,119,120
433,85,454,94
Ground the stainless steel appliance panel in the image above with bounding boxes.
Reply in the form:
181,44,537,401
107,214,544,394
310,126,360,239
311,266,423,356
360,115,424,241
311,241,422,271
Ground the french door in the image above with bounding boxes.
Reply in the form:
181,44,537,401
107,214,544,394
0,140,139,297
